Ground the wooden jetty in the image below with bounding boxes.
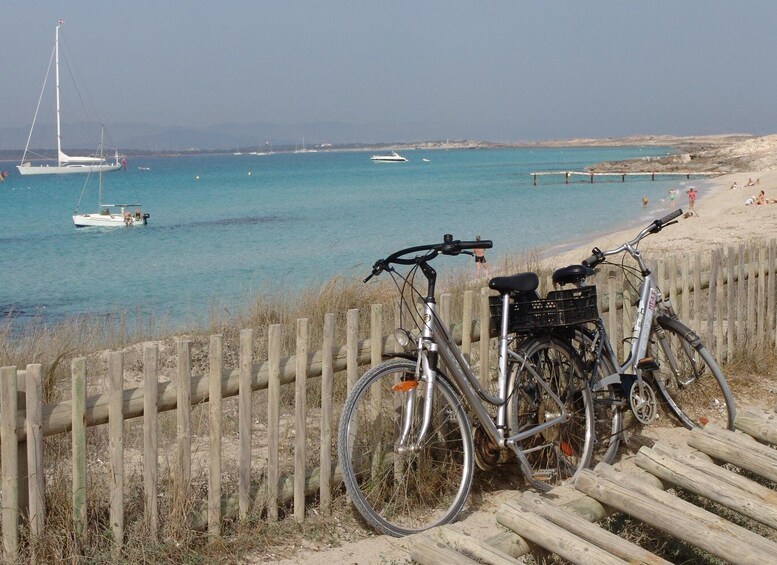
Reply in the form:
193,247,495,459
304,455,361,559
530,170,721,185
409,405,777,565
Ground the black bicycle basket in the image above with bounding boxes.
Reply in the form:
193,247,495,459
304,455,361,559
490,286,598,333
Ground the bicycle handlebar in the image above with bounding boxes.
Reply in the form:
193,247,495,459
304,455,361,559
364,234,493,282
582,209,684,267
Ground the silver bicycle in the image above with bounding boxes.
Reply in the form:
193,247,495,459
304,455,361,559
337,235,594,536
549,209,736,462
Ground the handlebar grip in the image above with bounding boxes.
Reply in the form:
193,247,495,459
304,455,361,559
458,239,493,250
582,247,603,267
657,208,683,226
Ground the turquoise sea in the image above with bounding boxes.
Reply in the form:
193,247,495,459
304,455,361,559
1,147,691,330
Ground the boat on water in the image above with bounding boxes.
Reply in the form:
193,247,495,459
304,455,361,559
370,151,408,163
72,132,149,228
17,20,121,176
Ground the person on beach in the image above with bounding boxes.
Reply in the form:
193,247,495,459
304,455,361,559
474,235,488,277
687,187,698,216
642,196,648,208
668,189,676,207
756,190,767,205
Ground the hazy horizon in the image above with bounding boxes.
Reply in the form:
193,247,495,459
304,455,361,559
3,1,777,150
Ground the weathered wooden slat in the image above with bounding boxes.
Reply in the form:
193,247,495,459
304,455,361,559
72,357,87,541
143,343,159,541
636,446,777,529
177,340,192,500
346,309,359,395
734,407,777,446
607,270,618,359
688,423,777,483
693,253,702,333
758,246,768,348
727,245,736,357
737,244,746,347
1,366,19,560
436,526,521,565
409,534,481,565
108,353,124,547
238,329,253,519
681,255,690,322
497,498,628,565
319,313,335,514
462,290,474,362
479,287,490,386
26,364,45,541
208,335,223,538
576,465,777,565
294,318,308,523
747,244,757,345
266,325,281,521
515,493,670,565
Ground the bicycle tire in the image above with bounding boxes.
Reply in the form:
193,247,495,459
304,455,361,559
571,327,623,465
337,358,474,537
508,336,594,488
649,316,736,430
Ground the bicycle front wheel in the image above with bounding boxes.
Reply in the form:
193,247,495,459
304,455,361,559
337,359,474,537
508,336,594,489
650,317,736,429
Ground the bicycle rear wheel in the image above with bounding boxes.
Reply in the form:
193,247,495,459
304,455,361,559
508,336,594,489
337,359,474,537
649,317,736,429
571,328,623,465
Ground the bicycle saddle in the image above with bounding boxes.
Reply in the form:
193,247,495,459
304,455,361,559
552,264,595,286
488,272,539,294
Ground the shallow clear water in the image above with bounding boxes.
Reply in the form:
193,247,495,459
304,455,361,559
0,147,686,329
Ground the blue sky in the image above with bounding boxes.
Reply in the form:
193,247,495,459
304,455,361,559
3,1,777,142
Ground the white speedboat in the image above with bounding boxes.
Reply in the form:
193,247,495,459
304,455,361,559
17,21,121,176
370,151,408,163
72,131,149,228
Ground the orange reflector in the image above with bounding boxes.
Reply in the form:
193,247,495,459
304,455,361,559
392,380,419,392
699,416,709,427
560,441,575,457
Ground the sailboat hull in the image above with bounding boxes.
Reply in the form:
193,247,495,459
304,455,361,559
18,163,122,176
73,213,148,228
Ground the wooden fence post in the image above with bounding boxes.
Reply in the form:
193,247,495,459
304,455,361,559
108,353,124,548
681,255,690,323
26,364,45,545
747,244,757,347
346,309,359,395
462,290,474,363
238,329,253,520
715,249,725,358
758,245,768,349
737,244,746,348
320,313,335,515
267,325,281,521
294,318,309,523
480,287,490,386
1,366,19,560
693,253,702,333
727,245,736,359
208,335,223,539
607,270,618,360
143,343,159,541
72,357,87,543
177,340,192,505
769,239,776,348
707,252,717,355
622,280,631,355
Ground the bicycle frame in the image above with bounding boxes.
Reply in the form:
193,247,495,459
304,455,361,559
401,294,568,453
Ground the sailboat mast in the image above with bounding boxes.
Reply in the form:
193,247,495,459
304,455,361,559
98,129,104,208
55,21,63,167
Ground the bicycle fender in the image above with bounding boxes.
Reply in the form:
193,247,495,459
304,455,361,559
655,316,702,349
382,352,418,362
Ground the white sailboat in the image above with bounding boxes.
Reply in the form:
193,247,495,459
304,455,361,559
17,20,121,176
72,131,148,228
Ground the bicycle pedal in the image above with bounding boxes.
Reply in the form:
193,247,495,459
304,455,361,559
637,357,659,372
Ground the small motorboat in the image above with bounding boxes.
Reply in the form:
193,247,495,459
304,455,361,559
370,151,407,163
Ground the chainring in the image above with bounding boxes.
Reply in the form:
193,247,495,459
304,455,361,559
629,379,657,425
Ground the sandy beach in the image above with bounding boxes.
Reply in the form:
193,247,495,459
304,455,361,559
546,170,777,269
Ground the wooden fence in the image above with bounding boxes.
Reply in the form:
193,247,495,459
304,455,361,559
0,239,776,559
